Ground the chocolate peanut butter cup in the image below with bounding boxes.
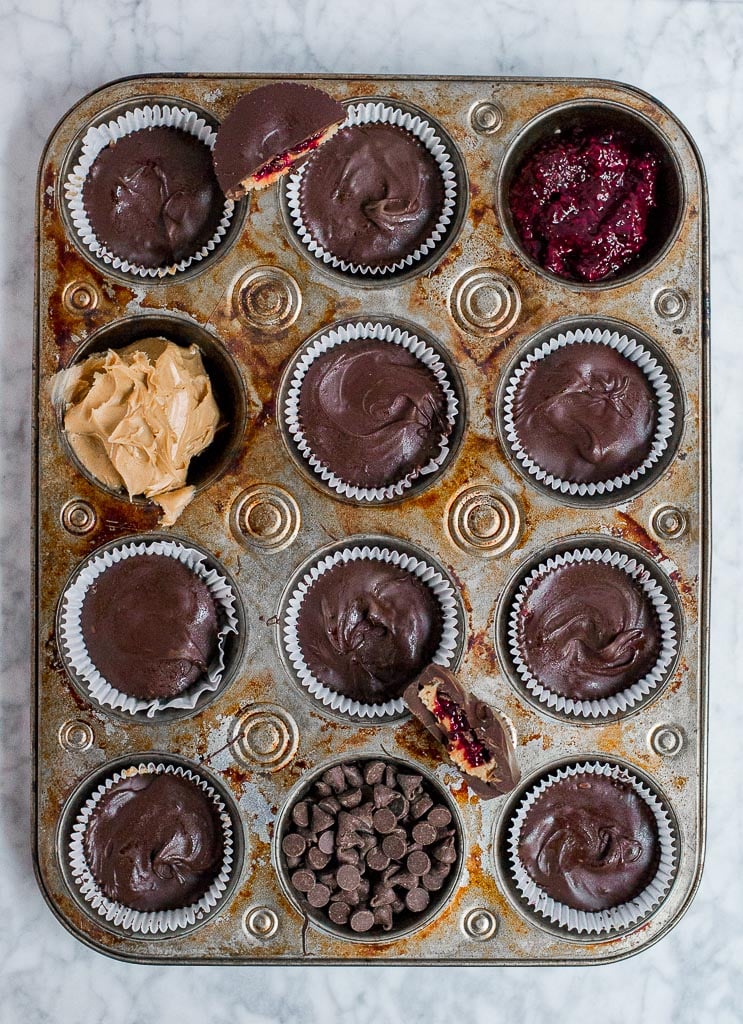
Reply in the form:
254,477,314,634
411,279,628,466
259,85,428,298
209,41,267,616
281,541,462,720
502,327,675,499
282,320,461,504
59,538,240,718
68,761,236,934
507,547,678,719
505,761,676,935
277,757,462,940
285,101,458,277
64,103,235,278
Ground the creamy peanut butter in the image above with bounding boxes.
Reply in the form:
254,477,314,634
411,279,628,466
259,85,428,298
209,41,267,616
55,337,219,525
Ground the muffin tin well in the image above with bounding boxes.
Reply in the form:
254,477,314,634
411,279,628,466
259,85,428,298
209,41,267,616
33,75,708,965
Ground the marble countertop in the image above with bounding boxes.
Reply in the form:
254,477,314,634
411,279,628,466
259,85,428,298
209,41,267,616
1,1,740,1021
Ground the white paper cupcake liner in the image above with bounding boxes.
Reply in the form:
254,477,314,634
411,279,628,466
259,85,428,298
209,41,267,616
286,100,458,276
502,328,675,497
64,104,235,278
59,539,239,718
68,761,235,935
282,543,461,719
284,320,460,503
507,761,677,935
508,547,677,719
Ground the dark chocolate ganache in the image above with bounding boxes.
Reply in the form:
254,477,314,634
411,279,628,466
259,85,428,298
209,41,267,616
296,558,444,705
80,554,218,701
299,122,445,267
297,338,451,489
518,771,660,911
511,342,657,484
82,127,225,268
515,560,661,701
84,772,224,912
508,128,659,283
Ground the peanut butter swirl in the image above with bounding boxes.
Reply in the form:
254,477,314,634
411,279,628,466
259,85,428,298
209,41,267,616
55,338,219,525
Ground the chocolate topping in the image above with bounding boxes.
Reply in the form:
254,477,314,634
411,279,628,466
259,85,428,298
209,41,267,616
517,771,660,912
508,127,659,283
511,342,657,483
299,123,445,267
82,127,224,268
297,338,451,490
83,772,224,912
515,560,661,701
213,83,346,198
405,666,521,799
282,758,458,935
295,558,444,705
80,554,219,701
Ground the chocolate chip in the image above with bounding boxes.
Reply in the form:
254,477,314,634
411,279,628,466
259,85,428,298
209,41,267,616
372,808,397,835
397,773,423,800
314,781,332,797
412,822,438,846
362,761,384,785
405,887,430,913
337,848,360,866
373,784,397,808
311,806,334,834
285,855,301,870
428,806,452,828
322,765,346,792
381,834,407,861
337,864,362,891
411,795,434,819
337,788,363,809
366,848,390,872
390,870,417,891
422,866,450,891
373,905,393,931
342,765,364,788
291,869,315,893
318,796,341,816
307,847,331,871
391,897,405,914
385,766,397,789
432,838,457,864
388,794,408,818
292,801,310,828
282,833,307,858
317,870,336,888
350,909,375,933
370,885,396,907
329,901,350,926
407,851,431,876
317,829,336,855
307,884,331,908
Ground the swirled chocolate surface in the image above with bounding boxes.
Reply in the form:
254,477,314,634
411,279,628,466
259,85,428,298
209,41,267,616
508,127,659,283
82,127,224,268
515,560,661,701
299,123,445,267
80,554,218,701
295,558,444,705
517,771,660,911
511,342,657,484
297,338,451,489
83,772,224,912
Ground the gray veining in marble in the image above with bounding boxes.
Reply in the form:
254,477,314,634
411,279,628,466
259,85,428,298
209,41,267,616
1,0,740,1022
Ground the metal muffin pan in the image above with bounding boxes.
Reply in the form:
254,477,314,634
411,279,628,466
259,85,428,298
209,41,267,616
32,74,709,964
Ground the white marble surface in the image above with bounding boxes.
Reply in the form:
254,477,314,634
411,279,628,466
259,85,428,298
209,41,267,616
1,0,740,1021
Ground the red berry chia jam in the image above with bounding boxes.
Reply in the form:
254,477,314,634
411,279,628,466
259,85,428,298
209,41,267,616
508,128,659,283
253,129,326,183
433,692,493,769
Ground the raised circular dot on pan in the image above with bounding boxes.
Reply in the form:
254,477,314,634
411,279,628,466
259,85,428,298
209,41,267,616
447,485,520,557
648,723,685,757
230,704,299,773
60,499,97,535
653,287,688,322
450,268,521,336
58,718,94,752
63,281,99,314
496,99,686,289
274,754,464,943
243,905,280,940
651,504,688,540
461,907,498,941
230,484,300,552
470,101,504,135
233,266,302,332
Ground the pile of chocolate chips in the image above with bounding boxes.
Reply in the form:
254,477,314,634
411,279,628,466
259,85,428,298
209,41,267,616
282,758,459,935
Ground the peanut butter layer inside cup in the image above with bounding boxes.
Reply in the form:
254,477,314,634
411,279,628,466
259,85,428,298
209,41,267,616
55,337,219,525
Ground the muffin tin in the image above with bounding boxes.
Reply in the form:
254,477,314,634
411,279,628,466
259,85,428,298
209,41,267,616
33,75,709,964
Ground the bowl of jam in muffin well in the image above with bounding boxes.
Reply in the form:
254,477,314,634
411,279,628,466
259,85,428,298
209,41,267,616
498,100,685,287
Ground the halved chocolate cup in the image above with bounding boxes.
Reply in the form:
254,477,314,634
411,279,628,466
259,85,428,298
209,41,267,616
213,83,346,198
